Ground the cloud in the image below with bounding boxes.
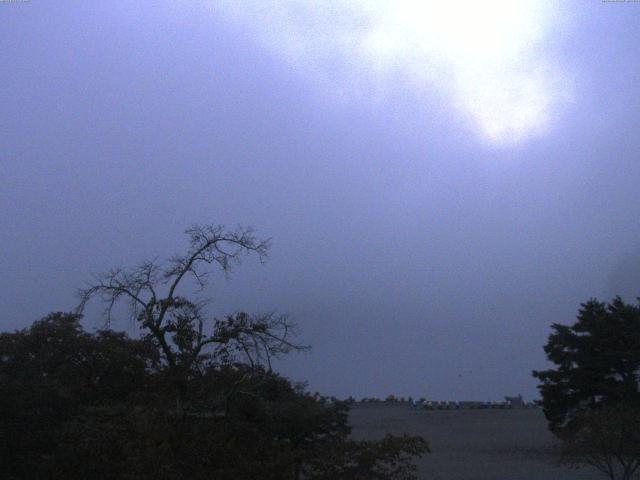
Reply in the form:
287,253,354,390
213,0,573,146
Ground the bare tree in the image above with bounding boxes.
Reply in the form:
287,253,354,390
77,224,306,373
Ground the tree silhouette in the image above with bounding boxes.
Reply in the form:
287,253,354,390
533,297,640,433
0,224,430,479
533,296,640,480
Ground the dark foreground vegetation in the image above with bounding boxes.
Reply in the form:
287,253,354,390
5,222,640,480
534,297,640,480
0,224,427,480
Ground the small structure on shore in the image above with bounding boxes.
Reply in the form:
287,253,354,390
504,395,524,408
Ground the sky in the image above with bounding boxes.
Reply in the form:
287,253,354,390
2,0,640,401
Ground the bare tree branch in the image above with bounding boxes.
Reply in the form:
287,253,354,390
76,224,302,375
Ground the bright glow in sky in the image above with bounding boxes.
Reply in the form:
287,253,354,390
215,0,572,146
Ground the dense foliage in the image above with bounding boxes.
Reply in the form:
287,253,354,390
1,224,428,479
0,312,428,479
533,297,640,480
533,297,640,433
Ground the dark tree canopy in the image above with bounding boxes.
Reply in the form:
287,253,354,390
533,297,640,433
533,297,640,479
0,313,428,479
2,224,428,479
0,312,154,479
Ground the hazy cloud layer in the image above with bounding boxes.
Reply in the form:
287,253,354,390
215,0,574,145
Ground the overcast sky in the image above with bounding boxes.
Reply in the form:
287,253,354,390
3,1,640,401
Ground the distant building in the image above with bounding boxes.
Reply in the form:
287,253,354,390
504,395,524,408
